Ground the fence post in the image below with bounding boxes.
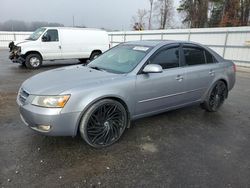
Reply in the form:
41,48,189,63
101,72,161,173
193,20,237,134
124,32,126,42
110,34,113,47
223,31,229,58
188,30,191,41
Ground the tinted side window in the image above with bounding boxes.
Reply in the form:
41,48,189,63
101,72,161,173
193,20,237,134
205,50,215,64
150,47,180,69
43,29,58,42
183,47,206,66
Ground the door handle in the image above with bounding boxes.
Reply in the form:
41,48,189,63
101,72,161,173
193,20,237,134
209,70,215,76
59,45,62,49
176,75,184,81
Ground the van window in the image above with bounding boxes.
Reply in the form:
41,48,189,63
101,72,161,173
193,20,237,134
183,47,206,66
43,29,59,42
150,47,180,69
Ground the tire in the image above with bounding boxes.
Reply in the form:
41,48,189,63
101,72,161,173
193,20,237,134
78,58,88,64
19,62,26,68
79,99,128,148
89,51,101,61
201,80,228,112
25,53,42,69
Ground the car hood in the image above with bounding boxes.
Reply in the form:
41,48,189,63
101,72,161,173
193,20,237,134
21,65,124,95
14,40,31,46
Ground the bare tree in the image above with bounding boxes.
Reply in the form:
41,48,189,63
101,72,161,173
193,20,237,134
154,0,173,29
148,0,154,29
131,9,148,30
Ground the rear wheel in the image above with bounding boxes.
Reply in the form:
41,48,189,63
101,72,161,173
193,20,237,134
89,51,101,61
201,81,228,112
25,54,42,69
79,99,128,148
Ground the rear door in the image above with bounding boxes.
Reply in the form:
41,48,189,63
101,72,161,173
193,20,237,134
181,44,218,102
135,45,187,116
39,29,62,60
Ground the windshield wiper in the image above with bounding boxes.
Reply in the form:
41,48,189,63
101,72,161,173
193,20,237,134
89,66,104,71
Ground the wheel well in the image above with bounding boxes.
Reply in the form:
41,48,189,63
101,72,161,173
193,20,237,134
218,79,229,97
24,51,43,60
75,96,130,136
91,50,102,55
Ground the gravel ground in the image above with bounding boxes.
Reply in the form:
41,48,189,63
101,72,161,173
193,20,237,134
0,49,250,188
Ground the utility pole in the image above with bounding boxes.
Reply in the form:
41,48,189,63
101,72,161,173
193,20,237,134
148,0,154,30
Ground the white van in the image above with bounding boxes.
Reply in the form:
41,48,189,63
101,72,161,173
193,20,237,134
9,27,110,69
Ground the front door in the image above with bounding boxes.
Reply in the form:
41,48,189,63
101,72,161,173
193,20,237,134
39,29,62,60
135,45,187,116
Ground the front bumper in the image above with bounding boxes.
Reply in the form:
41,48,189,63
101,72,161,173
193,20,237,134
9,42,24,64
18,103,81,137
9,54,25,64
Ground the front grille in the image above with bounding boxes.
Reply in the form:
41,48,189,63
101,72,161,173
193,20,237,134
19,88,29,105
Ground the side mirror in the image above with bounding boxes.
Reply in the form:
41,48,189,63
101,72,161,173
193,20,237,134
42,36,48,42
42,35,51,42
143,64,163,73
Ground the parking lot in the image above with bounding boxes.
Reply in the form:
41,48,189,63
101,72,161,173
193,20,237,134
0,49,250,188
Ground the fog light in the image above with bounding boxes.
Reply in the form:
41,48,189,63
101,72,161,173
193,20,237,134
37,125,51,132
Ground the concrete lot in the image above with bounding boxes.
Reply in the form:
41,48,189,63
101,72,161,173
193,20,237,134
0,49,250,188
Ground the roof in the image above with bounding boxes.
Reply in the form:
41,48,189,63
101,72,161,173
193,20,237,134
122,40,224,60
123,40,209,48
123,40,174,47
41,27,105,31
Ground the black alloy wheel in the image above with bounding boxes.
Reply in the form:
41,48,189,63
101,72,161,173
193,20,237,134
201,81,228,112
80,99,128,148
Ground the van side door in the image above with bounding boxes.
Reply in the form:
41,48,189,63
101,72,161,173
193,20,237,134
39,29,62,60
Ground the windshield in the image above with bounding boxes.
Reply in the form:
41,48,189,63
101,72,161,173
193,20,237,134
88,45,152,74
27,28,46,40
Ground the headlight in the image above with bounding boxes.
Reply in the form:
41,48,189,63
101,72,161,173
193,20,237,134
32,95,70,108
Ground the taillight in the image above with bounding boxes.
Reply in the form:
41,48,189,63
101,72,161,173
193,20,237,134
233,63,236,72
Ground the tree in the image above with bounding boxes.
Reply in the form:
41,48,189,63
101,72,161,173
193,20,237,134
154,0,174,29
239,0,250,25
219,0,240,26
178,0,209,28
209,0,250,27
132,9,148,30
0,20,64,31
209,0,224,27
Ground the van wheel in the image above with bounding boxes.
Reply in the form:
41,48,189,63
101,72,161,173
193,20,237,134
25,54,42,69
201,81,228,112
89,51,101,60
78,58,88,64
79,99,128,148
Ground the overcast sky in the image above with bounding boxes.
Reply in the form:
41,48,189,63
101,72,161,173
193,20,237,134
0,0,180,30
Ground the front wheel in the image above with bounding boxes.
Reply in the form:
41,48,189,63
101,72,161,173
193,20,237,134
25,54,42,69
79,99,128,148
201,81,228,112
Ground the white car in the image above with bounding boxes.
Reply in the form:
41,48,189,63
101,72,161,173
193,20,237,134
9,27,110,69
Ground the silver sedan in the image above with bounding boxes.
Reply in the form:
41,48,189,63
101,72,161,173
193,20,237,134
17,40,236,148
